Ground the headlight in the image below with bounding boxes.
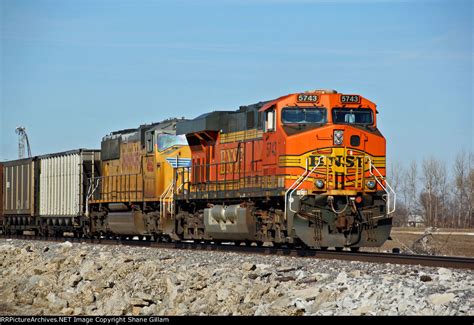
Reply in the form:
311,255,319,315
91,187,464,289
334,130,344,145
366,180,376,189
315,179,325,189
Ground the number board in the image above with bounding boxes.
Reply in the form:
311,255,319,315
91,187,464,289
340,95,361,104
297,94,318,102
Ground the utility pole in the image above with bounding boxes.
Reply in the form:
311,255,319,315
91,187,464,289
15,126,32,159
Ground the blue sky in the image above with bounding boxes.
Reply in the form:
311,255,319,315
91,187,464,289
1,0,472,167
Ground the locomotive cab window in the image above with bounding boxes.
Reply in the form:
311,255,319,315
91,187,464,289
281,107,326,124
158,134,188,151
332,108,373,125
265,109,276,132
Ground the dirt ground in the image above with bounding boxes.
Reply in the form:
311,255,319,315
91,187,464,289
362,227,474,257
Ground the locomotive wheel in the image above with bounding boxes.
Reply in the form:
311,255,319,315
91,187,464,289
350,247,360,252
335,247,344,252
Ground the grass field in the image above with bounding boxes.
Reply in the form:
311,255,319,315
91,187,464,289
362,227,474,257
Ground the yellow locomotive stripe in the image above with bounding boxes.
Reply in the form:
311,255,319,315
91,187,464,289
220,129,263,143
279,147,386,169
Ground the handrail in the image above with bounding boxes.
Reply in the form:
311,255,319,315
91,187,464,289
367,157,396,215
85,178,100,217
160,182,174,220
284,159,308,219
88,174,143,202
285,156,324,217
288,156,324,213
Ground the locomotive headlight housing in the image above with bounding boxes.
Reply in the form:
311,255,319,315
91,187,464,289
334,130,344,145
366,180,376,189
315,179,325,189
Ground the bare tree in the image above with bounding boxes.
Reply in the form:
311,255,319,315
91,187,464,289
388,151,472,229
388,161,403,194
396,160,420,227
421,158,435,226
437,161,449,227
421,157,447,227
405,160,419,222
388,161,406,226
467,152,474,228
453,151,468,227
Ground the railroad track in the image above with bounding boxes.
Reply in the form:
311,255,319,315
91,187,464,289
1,234,473,270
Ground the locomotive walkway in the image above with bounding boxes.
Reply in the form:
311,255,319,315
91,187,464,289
2,234,473,270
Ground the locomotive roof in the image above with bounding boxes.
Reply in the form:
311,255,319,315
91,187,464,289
104,117,185,141
194,111,233,119
177,100,271,135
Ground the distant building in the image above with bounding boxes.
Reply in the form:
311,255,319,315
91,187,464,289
407,214,425,227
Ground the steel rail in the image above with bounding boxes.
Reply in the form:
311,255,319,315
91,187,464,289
1,234,473,270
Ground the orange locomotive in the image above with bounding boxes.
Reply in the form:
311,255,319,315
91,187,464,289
173,89,395,249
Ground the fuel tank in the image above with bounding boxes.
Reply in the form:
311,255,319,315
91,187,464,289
107,210,147,235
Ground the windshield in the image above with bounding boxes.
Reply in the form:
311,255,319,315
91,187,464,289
281,107,327,124
157,134,188,151
332,108,373,125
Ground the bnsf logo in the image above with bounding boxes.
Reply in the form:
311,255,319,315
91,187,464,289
308,155,365,168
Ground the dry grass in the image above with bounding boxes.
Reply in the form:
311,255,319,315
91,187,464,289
362,227,474,257
393,227,474,233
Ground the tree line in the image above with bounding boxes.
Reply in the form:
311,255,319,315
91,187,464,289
387,151,473,228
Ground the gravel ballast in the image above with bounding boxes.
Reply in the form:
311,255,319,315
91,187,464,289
0,239,472,315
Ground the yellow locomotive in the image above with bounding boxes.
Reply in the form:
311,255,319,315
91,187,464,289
88,118,190,237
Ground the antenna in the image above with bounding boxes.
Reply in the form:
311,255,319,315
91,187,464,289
15,126,32,159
